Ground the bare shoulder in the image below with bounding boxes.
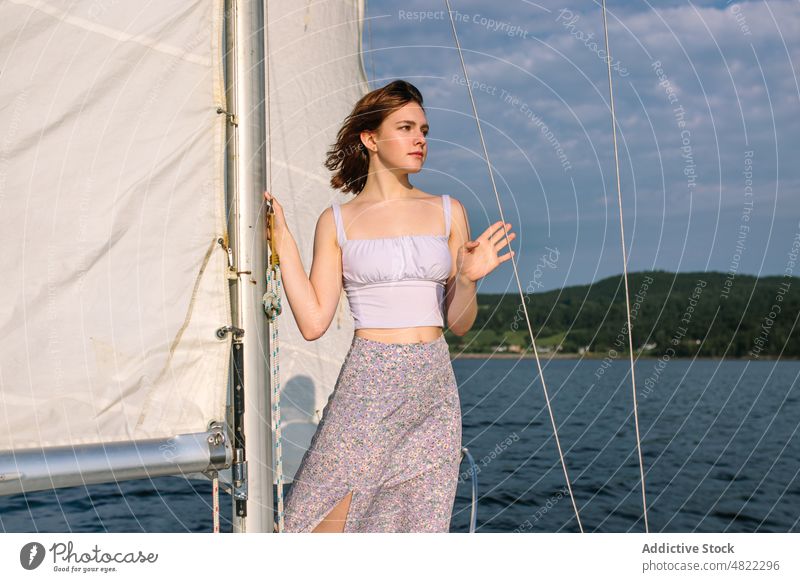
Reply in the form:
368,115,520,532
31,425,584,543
314,205,339,247
444,194,466,220
445,195,469,241
414,189,455,207
445,194,464,212
317,205,335,227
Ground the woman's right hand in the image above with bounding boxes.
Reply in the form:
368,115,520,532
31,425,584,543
264,190,289,251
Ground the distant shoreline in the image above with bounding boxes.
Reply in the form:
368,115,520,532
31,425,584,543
444,271,800,361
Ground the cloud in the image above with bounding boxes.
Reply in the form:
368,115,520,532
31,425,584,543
367,0,799,288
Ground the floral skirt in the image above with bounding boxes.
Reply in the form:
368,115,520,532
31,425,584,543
282,334,462,533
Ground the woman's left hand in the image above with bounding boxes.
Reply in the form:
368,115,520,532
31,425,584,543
457,221,516,283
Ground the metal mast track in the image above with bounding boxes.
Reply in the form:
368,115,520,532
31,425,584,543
224,0,274,533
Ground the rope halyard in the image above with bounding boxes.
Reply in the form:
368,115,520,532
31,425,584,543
212,470,220,533
263,206,284,532
600,0,649,532
263,0,285,533
444,0,584,532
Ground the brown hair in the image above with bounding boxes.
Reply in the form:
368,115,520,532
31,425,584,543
325,79,425,195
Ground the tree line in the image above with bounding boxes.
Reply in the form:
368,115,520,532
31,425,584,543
445,270,799,358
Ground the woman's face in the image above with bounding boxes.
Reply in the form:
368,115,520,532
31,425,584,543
366,101,428,173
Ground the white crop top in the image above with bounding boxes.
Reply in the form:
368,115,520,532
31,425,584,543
331,195,453,329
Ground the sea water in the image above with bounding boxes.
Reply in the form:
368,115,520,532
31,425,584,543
2,358,798,533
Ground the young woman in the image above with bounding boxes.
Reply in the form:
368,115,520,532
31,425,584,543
264,80,515,532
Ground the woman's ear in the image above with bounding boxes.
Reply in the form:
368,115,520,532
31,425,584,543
360,129,377,153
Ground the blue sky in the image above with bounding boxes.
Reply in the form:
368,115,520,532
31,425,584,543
363,0,799,293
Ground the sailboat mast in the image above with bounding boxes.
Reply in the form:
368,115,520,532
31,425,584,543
224,0,274,533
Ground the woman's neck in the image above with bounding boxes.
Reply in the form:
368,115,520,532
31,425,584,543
358,164,415,202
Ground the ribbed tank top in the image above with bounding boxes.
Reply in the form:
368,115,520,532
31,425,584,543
331,195,452,330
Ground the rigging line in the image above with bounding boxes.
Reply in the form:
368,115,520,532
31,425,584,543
443,0,584,533
265,0,274,195
366,0,377,88
599,0,649,532
264,0,285,533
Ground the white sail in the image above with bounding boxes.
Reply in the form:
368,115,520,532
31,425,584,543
264,0,369,482
0,1,230,450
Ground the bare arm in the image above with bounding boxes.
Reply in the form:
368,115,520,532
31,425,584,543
444,197,478,336
443,196,516,336
267,198,343,341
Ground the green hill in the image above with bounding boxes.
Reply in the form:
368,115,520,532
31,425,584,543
445,270,799,358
